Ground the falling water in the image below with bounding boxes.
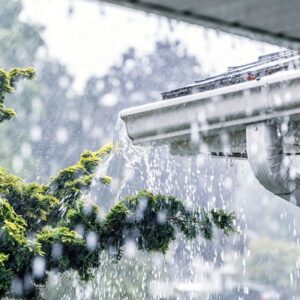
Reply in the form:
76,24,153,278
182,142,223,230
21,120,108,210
44,110,300,300
43,115,239,300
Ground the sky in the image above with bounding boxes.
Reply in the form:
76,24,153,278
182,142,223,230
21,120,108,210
21,0,280,91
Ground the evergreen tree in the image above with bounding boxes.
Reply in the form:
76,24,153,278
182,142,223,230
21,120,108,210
0,67,235,298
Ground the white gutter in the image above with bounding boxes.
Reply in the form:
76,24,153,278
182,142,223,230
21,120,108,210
121,70,300,145
120,69,300,204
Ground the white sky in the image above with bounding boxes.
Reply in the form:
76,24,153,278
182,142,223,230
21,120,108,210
22,0,280,91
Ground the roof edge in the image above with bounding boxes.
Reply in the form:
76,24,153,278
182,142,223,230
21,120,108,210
98,0,300,50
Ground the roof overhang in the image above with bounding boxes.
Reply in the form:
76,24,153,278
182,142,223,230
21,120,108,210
100,0,300,49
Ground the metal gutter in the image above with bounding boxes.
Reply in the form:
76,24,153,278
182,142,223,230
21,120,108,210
120,68,300,204
121,70,300,145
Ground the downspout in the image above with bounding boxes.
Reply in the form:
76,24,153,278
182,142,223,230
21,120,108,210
246,121,300,205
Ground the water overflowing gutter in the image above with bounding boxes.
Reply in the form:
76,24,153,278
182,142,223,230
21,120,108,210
120,52,300,205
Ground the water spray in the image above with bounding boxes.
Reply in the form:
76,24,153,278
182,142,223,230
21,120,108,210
121,51,300,205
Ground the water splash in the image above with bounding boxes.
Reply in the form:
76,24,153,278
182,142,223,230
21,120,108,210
45,115,300,299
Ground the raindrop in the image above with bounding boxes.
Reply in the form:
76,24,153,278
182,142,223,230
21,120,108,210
32,256,46,279
86,232,98,251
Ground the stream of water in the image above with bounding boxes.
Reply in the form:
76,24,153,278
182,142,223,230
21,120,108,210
44,117,300,300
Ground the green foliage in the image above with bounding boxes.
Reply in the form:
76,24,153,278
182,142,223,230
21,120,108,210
0,252,13,296
0,67,36,123
101,191,234,255
0,198,43,296
0,198,27,247
0,168,60,231
37,227,86,275
211,208,236,236
0,68,236,298
100,176,112,185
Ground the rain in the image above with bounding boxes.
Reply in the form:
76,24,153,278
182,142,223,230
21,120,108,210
1,0,300,299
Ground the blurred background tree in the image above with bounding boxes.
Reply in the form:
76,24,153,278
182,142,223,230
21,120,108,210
0,0,203,182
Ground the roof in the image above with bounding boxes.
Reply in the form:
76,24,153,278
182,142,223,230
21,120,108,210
162,50,300,99
101,0,300,49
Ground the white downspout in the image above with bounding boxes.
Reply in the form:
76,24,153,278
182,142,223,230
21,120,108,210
246,121,300,205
